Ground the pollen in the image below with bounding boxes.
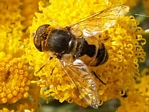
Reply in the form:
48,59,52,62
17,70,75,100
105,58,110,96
0,52,31,104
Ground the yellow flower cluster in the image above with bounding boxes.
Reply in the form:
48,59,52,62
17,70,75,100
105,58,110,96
0,52,30,104
0,0,24,55
0,0,45,111
29,0,147,109
0,0,148,111
135,68,149,97
118,68,149,112
21,0,50,30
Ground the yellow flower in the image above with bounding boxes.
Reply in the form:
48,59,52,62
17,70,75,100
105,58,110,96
0,52,30,104
0,0,47,111
118,92,149,112
135,68,149,96
29,0,146,110
1,0,148,111
21,0,50,30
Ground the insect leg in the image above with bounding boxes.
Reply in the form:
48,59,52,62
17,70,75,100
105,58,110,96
50,67,55,75
35,57,53,74
91,71,106,85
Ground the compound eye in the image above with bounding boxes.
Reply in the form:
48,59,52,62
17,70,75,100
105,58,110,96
34,24,50,52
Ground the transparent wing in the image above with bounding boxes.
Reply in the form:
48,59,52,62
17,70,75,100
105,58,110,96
68,5,129,37
59,54,99,109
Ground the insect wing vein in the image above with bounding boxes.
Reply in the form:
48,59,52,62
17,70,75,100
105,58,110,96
60,55,99,108
69,5,130,37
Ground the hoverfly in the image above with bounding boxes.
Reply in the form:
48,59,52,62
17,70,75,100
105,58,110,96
34,5,129,109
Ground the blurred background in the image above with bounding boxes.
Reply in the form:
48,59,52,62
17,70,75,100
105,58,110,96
40,0,149,112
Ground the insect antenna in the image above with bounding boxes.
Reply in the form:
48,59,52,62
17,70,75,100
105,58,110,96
91,71,106,85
